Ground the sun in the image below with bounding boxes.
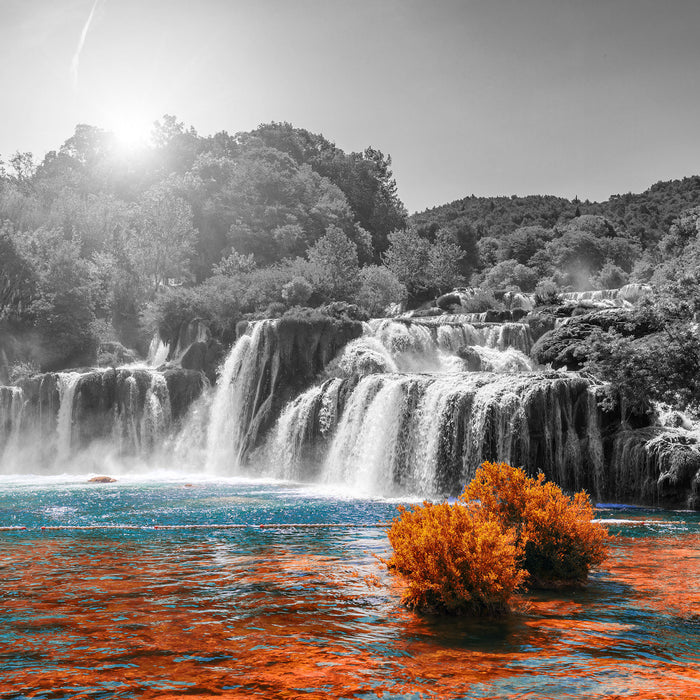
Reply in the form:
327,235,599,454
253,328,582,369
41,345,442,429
105,109,153,152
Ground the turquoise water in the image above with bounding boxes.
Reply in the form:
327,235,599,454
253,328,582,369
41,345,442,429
0,477,698,699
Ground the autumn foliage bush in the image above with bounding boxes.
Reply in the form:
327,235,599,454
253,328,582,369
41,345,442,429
385,501,525,616
464,462,609,588
385,462,609,615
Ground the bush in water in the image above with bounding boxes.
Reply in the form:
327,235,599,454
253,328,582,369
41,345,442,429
385,462,609,615
385,498,525,616
464,461,609,588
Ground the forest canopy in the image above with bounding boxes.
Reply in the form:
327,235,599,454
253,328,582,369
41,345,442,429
2,116,700,375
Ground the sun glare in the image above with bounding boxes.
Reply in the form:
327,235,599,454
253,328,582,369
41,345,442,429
105,110,153,152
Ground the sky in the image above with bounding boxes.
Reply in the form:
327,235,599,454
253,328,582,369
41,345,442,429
1,0,699,213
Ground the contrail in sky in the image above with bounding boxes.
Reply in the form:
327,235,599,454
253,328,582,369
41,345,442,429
71,0,102,88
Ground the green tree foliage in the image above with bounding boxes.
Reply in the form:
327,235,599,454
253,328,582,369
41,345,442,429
357,265,407,316
306,225,360,302
479,259,539,292
0,222,35,320
383,227,464,300
130,183,197,295
383,228,432,297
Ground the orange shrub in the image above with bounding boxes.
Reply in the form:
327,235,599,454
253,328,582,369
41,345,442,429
385,500,526,616
463,461,610,588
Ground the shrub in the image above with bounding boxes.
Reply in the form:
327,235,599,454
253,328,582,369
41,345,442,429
9,361,39,383
464,462,609,588
385,500,525,616
456,288,504,313
534,279,562,306
384,462,609,616
594,261,629,290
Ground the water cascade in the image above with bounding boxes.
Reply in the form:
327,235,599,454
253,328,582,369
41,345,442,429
0,386,23,461
247,313,698,506
0,367,205,473
1,306,698,507
268,371,605,498
146,334,170,367
204,321,269,473
56,372,81,462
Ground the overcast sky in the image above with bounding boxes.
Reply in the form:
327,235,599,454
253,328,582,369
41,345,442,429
2,0,699,212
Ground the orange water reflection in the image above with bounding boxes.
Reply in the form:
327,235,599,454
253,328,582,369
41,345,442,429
0,532,698,699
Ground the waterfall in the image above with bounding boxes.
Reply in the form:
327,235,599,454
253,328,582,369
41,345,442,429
0,386,23,461
204,320,270,473
140,372,172,452
323,374,404,493
559,287,651,309
0,364,202,474
2,303,692,507
264,370,606,498
267,384,325,480
56,372,81,462
147,334,170,367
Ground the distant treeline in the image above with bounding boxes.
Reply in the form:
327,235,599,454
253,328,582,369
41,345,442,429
409,176,700,291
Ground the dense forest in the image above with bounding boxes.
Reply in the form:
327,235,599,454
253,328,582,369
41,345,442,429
2,117,700,413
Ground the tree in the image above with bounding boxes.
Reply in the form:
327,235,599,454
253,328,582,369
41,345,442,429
130,183,197,295
0,222,36,320
357,265,407,316
428,229,465,293
382,228,431,297
14,226,99,369
660,206,700,257
212,249,257,276
593,261,629,290
480,259,539,292
251,123,408,255
584,272,700,415
498,226,553,265
282,276,313,306
306,225,360,301
8,151,36,184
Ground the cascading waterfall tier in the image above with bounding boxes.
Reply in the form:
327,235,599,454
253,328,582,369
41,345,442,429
0,386,24,461
204,320,270,473
264,371,607,498
0,367,205,472
1,306,697,508
327,319,534,376
202,315,364,473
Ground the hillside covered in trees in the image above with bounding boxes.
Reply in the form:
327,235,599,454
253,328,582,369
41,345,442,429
409,176,700,291
2,117,700,407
